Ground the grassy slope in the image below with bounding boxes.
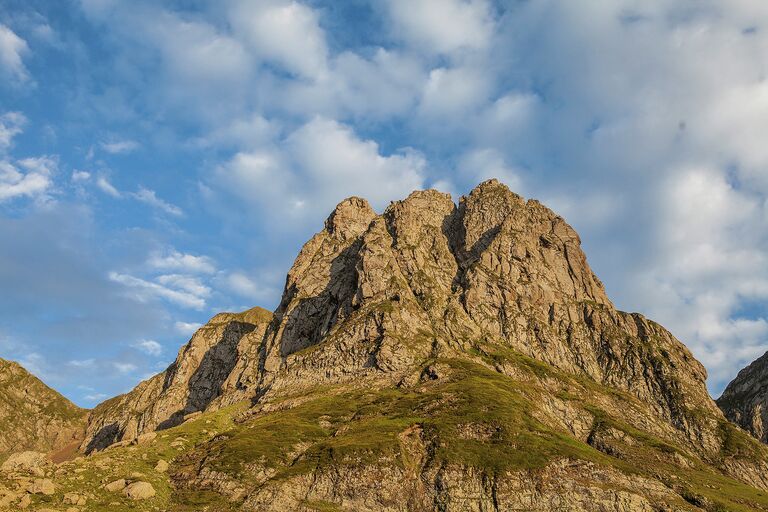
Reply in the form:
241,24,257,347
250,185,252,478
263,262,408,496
7,349,768,511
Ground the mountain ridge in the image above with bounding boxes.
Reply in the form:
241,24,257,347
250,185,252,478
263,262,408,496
3,179,768,511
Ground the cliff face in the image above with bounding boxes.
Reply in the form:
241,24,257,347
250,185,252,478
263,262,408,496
0,358,86,457
257,181,717,444
81,307,272,453
59,180,768,511
717,351,768,443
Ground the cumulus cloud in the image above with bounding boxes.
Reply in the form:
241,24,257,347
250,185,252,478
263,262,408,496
215,117,426,222
228,0,328,79
386,0,495,55
0,157,55,202
0,24,30,82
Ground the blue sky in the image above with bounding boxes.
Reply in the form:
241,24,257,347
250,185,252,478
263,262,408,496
1,0,767,406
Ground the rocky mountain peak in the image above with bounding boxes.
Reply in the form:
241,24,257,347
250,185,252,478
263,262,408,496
324,196,376,241
77,181,768,492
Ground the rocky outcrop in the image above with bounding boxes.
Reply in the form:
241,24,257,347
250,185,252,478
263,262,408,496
717,351,768,443
256,181,719,453
81,307,272,452
0,358,87,456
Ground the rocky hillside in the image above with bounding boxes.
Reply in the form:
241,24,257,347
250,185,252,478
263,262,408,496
5,180,768,511
0,358,86,458
717,351,768,443
82,306,272,453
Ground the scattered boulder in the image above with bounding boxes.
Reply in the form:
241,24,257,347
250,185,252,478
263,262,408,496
104,478,126,492
154,459,169,472
123,481,156,500
1,451,49,476
28,478,55,495
63,491,86,505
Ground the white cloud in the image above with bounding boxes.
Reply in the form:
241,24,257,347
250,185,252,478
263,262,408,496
133,339,162,356
131,186,183,216
419,67,492,119
148,250,215,274
156,274,211,298
0,112,26,151
0,24,30,82
96,176,121,197
229,0,328,79
215,117,426,221
386,0,495,55
0,157,55,202
174,321,202,336
100,139,139,154
72,170,91,182
108,271,207,310
113,361,137,374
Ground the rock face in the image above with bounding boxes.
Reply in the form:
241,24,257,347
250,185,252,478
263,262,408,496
717,351,768,443
254,181,719,452
0,358,86,456
81,307,272,452
69,180,768,510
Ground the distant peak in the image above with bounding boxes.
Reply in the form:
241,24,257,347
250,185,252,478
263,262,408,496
324,196,376,241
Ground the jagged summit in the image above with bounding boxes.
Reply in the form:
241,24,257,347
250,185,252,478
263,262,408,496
53,180,768,510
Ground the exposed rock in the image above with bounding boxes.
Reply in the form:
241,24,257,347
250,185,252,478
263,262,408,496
154,459,169,472
0,359,87,456
63,492,86,505
104,478,126,492
718,351,768,443
28,477,55,495
0,451,50,476
81,307,273,452
123,481,156,500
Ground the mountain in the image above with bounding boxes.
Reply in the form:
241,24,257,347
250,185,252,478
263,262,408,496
717,351,768,444
0,358,86,459
3,180,768,511
82,306,272,453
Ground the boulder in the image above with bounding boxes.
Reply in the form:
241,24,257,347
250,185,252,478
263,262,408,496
123,481,156,500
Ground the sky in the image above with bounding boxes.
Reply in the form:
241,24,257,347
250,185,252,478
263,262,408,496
1,0,767,406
